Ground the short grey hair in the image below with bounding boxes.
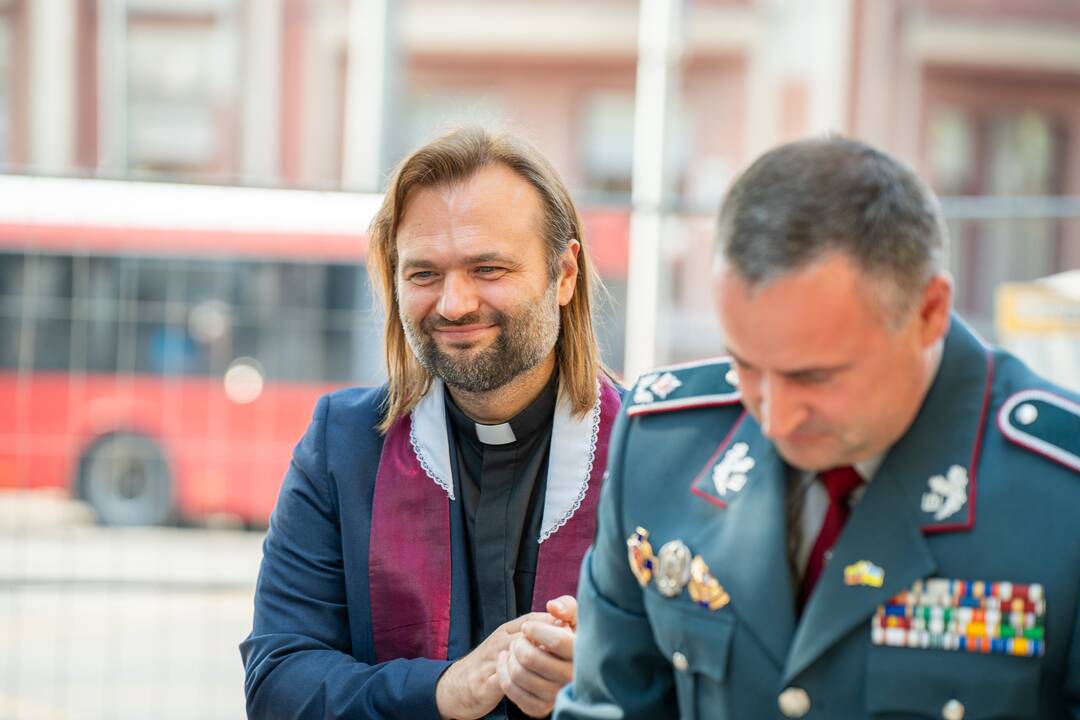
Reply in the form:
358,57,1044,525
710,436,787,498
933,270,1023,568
715,137,948,318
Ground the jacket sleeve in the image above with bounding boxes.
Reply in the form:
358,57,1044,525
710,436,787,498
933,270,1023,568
240,395,452,719
554,405,677,720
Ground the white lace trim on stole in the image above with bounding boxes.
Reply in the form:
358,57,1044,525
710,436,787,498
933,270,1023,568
538,380,602,544
408,379,604,542
410,379,455,500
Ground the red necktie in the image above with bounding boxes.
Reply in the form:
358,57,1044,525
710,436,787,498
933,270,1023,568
798,466,864,612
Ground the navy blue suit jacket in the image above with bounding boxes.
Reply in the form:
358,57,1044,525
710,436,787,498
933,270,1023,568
241,387,471,719
242,378,624,719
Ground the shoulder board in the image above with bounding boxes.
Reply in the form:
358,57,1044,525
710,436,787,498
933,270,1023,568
998,389,1080,473
627,356,742,417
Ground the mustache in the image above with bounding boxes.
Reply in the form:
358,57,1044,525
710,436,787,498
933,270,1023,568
424,312,503,330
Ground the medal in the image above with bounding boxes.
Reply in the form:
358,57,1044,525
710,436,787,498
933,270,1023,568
626,527,655,587
655,540,692,597
688,555,730,610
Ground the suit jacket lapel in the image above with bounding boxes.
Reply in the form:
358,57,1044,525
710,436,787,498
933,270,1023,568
691,412,796,669
783,316,993,683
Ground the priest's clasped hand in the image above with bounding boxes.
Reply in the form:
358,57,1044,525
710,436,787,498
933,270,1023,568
434,595,577,719
496,595,577,718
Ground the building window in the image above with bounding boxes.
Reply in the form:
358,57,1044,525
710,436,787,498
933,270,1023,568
580,91,635,200
927,105,1063,336
928,107,976,195
398,90,506,164
126,5,239,179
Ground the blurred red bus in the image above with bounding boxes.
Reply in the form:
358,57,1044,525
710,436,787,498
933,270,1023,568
0,175,628,526
0,176,384,526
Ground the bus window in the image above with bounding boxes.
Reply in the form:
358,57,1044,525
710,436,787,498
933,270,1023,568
84,256,121,373
0,252,23,369
23,253,74,371
0,251,25,297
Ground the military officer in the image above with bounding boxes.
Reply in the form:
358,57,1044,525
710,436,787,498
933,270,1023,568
555,137,1080,719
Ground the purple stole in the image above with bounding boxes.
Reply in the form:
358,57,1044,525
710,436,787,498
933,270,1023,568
368,379,621,662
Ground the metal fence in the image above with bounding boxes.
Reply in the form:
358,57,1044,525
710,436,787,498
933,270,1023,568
1,197,1077,719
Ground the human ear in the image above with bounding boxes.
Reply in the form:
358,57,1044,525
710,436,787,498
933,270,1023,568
917,273,953,347
557,239,581,306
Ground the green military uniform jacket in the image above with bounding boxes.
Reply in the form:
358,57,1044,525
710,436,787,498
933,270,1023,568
556,317,1080,719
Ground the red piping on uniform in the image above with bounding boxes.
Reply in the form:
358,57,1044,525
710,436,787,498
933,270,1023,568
924,349,994,534
689,410,749,509
629,396,742,418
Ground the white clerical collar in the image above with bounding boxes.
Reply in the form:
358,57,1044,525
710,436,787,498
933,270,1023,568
409,377,604,543
475,422,516,445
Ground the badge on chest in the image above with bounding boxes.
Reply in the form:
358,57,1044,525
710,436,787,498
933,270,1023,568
871,577,1046,658
626,527,730,611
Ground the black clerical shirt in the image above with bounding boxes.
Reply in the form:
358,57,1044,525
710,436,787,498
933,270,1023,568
444,373,558,720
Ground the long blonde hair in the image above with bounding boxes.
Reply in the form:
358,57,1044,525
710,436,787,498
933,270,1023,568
368,127,606,433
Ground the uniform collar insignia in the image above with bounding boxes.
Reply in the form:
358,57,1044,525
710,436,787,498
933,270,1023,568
920,465,969,522
632,373,660,405
627,357,741,416
712,442,755,497
899,316,994,535
689,411,775,509
633,371,685,404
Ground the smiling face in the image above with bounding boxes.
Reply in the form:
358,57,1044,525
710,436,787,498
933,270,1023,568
394,164,578,394
716,252,951,472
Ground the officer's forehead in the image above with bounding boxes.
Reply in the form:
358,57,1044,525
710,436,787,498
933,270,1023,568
716,255,896,361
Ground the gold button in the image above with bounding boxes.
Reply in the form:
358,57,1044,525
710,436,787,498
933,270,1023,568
671,651,689,671
778,687,811,718
942,699,965,720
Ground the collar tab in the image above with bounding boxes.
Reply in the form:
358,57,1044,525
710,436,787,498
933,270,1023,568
475,422,517,445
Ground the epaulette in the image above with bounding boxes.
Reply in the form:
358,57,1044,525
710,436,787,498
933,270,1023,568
627,357,742,417
998,389,1080,472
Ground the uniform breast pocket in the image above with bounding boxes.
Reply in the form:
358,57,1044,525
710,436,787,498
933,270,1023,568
865,645,1041,719
644,590,736,720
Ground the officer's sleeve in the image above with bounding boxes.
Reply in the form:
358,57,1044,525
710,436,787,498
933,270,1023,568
555,407,676,720
239,395,451,720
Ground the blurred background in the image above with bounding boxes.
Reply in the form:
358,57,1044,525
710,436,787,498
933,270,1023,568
1,0,1078,717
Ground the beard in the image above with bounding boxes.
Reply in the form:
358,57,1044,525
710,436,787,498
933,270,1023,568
400,280,562,393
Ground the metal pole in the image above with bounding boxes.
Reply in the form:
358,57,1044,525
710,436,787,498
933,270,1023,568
97,0,128,176
623,0,684,381
241,0,283,184
808,0,853,135
342,0,399,192
28,0,76,173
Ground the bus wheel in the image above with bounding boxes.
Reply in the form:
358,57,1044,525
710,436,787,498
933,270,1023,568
78,433,174,527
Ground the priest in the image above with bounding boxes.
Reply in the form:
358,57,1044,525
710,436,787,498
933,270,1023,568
241,126,622,720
